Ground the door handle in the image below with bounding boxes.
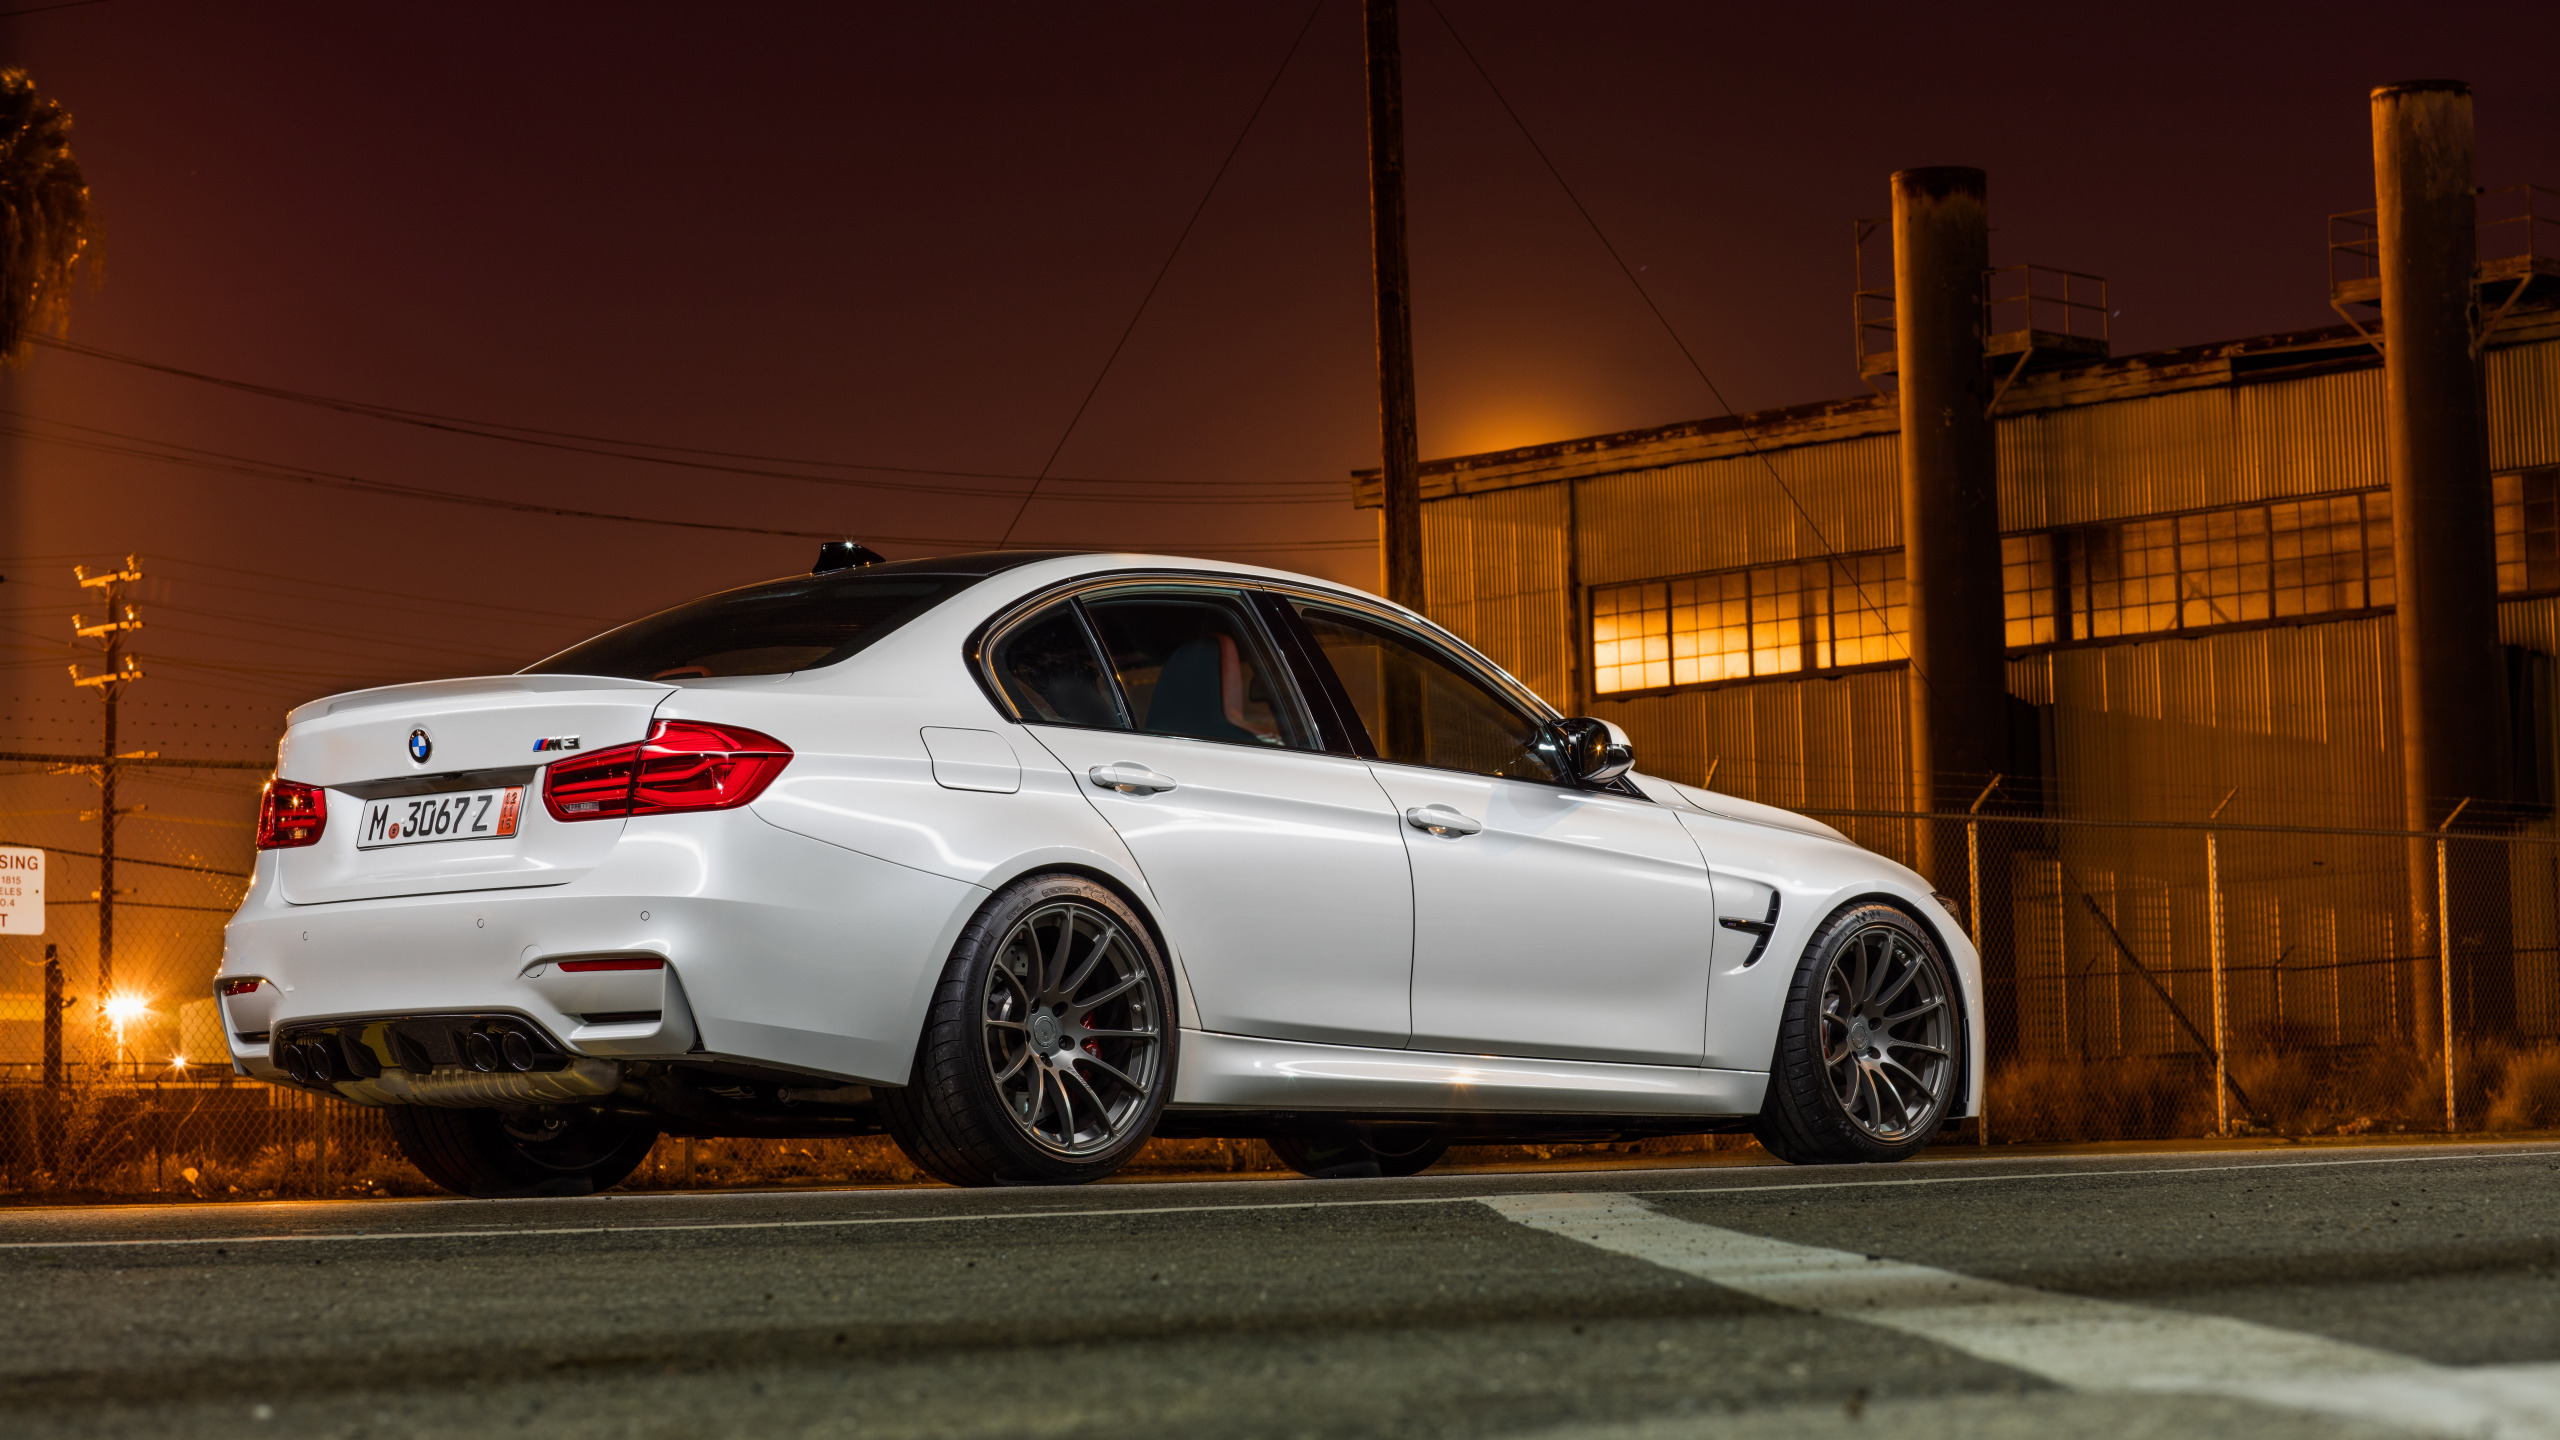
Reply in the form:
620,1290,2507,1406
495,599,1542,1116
1089,762,1178,795
1404,804,1483,838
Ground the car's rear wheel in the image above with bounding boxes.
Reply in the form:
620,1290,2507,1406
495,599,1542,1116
879,874,1175,1186
1754,903,1960,1165
1267,1125,1449,1179
387,1104,659,1198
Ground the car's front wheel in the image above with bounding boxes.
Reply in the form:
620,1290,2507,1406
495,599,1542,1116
387,1104,659,1198
879,874,1176,1186
1754,902,1960,1165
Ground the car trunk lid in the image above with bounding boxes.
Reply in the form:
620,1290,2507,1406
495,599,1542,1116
274,674,674,904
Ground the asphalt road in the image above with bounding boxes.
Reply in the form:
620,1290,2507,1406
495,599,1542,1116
4,1142,2556,1440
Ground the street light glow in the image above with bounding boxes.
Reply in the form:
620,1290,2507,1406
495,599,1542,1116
102,994,152,1025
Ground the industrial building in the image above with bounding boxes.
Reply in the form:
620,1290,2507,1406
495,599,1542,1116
1356,82,2560,1111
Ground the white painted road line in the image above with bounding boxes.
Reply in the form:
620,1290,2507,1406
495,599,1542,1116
0,1146,2542,1253
1483,1191,2560,1440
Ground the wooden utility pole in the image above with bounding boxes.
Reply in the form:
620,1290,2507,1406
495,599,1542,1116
70,554,143,1013
1363,0,1424,610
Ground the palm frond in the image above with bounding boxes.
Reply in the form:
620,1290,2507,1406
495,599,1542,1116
0,69,92,364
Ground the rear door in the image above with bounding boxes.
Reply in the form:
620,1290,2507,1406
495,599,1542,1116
274,674,674,904
992,583,1414,1048
1285,596,1718,1067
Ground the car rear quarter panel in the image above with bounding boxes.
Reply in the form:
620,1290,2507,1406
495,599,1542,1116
665,654,1198,1029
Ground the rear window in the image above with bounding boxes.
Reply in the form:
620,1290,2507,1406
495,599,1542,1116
525,573,978,681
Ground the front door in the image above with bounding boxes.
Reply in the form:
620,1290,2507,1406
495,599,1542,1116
1287,598,1718,1066
990,584,1413,1049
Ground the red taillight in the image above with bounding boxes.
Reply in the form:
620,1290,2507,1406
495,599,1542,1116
217,977,263,997
256,779,327,849
541,721,791,822
558,957,665,972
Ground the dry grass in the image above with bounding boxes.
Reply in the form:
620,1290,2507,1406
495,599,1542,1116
2485,1046,2560,1131
1986,1054,2216,1142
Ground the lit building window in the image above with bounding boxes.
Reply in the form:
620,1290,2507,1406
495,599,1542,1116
1592,554,1906,695
1825,554,1909,667
2068,517,2180,638
2003,534,2055,647
1668,570,1753,683
2271,493,2386,616
1591,490,2421,696
2497,469,2560,594
2064,492,2393,640
1591,581,1670,694
2177,506,2270,628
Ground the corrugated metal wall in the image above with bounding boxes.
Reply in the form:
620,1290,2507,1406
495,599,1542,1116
1998,367,2388,531
1591,668,1915,863
2491,336,2560,472
1419,481,1571,709
2043,615,2403,827
1574,433,1901,588
2015,616,2414,1058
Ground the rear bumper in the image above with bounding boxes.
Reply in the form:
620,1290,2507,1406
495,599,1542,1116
220,809,985,1091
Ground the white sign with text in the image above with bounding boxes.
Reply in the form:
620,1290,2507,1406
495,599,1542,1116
0,847,44,935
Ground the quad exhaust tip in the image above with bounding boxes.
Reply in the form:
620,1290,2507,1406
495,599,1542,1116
275,1015,564,1091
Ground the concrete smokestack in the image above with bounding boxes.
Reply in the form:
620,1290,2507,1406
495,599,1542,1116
1892,166,2008,886
2376,80,2507,828
2374,80,2514,1043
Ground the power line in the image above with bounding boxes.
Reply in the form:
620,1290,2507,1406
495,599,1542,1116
999,0,1329,546
1419,0,1916,681
1,411,1375,555
31,336,1342,503
0,410,854,541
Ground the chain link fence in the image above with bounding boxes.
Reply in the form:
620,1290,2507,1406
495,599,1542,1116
6,755,2556,1203
1814,804,2560,1145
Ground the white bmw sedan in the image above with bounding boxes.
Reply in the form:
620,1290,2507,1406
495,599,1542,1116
217,548,1981,1194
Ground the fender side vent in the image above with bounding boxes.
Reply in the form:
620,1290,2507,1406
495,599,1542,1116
1718,892,1782,966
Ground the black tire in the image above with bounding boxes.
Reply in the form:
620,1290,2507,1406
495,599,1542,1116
387,1105,659,1198
878,873,1176,1187
1267,1125,1450,1180
1754,902,1962,1165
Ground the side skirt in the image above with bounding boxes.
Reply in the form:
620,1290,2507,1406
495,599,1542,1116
1166,1029,1768,1119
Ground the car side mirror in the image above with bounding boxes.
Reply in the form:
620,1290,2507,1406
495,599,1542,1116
1550,717,1634,786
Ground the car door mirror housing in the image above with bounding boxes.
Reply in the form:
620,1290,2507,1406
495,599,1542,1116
1550,717,1634,786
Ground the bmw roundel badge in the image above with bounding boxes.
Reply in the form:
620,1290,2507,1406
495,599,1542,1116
407,727,433,765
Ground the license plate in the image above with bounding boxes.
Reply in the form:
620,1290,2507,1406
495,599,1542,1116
358,787,524,849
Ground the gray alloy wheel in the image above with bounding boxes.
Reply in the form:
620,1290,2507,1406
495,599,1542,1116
1755,902,1959,1164
980,898,1168,1156
879,874,1175,1186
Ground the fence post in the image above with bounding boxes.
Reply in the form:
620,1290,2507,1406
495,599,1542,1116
2205,789,2236,1137
2208,829,2229,1137
2437,826,2457,1132
1966,775,2000,1148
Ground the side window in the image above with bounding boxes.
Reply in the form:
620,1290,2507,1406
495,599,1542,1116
987,603,1123,728
1082,589,1314,750
1293,602,1560,783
